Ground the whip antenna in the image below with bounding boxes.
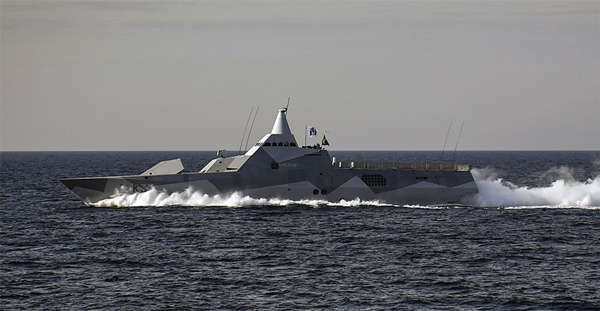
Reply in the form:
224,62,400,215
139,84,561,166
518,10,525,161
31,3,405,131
451,121,464,164
244,106,260,152
440,121,452,164
239,107,254,155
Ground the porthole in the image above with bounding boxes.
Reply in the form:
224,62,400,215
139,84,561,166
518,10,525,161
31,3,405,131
313,189,319,195
321,189,327,195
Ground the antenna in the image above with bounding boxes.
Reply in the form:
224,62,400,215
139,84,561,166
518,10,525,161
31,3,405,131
440,121,452,164
285,97,290,114
239,107,254,155
244,106,259,152
451,121,464,164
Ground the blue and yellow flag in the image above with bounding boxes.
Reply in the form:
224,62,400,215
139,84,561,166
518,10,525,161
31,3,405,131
322,134,330,146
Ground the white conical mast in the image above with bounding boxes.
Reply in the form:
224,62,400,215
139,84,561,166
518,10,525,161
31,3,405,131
271,108,292,135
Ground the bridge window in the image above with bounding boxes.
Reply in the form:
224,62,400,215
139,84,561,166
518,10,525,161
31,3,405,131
264,142,272,146
271,162,279,169
362,174,387,187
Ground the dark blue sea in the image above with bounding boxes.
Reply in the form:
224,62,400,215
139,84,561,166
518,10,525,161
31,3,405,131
1,151,599,310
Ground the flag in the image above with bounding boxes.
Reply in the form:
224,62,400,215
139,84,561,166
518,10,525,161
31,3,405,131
322,134,330,146
309,127,317,137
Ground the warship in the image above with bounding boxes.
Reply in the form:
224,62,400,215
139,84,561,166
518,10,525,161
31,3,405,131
60,107,478,205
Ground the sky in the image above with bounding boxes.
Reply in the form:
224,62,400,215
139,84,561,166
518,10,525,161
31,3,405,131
1,0,599,151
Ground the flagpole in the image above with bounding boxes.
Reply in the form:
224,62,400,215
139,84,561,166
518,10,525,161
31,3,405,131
304,124,307,147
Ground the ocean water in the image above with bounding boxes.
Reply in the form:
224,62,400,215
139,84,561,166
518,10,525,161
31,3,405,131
1,151,599,310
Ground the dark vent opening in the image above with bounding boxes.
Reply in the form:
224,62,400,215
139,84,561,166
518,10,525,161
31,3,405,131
362,174,387,187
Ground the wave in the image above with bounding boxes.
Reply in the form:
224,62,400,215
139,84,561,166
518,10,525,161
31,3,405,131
93,167,600,209
460,168,600,208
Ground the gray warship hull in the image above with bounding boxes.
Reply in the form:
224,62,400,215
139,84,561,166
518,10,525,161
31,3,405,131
60,108,478,206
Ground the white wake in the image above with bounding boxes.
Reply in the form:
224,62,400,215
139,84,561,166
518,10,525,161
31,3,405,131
460,168,600,208
93,187,394,208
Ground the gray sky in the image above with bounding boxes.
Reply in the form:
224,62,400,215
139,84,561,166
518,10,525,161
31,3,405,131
1,1,599,151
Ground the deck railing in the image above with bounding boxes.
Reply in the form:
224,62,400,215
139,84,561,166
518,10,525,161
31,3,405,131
333,161,471,172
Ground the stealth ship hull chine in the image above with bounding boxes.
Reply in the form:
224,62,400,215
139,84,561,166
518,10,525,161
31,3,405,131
60,108,479,206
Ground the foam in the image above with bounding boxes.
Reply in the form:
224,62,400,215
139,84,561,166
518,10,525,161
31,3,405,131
93,187,395,208
460,168,600,208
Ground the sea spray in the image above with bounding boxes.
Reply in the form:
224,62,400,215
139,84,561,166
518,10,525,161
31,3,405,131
94,187,394,208
461,168,600,207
